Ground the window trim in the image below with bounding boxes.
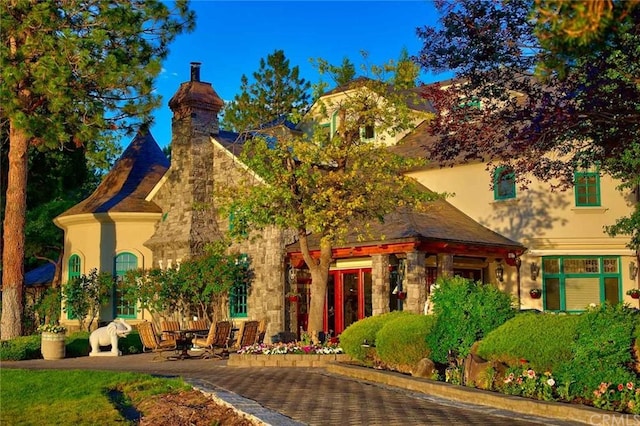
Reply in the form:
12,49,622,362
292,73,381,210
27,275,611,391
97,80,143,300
493,166,516,201
542,256,621,312
574,171,601,207
114,252,138,319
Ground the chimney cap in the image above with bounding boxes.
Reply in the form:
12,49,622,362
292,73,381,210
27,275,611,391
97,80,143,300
190,62,202,82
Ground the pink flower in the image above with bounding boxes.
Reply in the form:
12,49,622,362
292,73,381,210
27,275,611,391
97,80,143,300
627,382,634,390
618,384,624,392
594,390,602,398
526,369,536,379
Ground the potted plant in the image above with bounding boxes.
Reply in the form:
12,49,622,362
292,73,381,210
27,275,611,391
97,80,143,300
627,288,640,299
396,291,407,300
529,288,542,299
286,292,299,302
38,323,67,360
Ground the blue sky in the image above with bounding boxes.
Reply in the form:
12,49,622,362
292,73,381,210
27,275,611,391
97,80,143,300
148,1,445,147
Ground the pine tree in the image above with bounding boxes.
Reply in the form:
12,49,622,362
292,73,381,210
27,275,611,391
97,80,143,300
0,0,195,339
223,50,311,132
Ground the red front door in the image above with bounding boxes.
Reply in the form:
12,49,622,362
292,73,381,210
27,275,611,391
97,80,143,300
325,269,372,336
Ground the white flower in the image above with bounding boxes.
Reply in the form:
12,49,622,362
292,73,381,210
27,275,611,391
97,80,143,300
547,378,556,387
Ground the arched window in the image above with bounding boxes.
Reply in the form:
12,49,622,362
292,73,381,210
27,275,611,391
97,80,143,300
68,254,81,281
114,252,138,318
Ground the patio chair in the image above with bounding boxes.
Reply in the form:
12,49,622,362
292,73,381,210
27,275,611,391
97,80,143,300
232,320,260,350
137,321,178,360
192,320,232,359
160,320,181,342
256,318,268,345
188,318,209,332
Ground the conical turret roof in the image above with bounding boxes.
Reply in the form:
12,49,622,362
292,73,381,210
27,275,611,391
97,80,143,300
57,131,169,217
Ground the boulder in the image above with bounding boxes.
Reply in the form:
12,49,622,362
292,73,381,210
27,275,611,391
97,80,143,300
413,357,437,378
463,353,507,390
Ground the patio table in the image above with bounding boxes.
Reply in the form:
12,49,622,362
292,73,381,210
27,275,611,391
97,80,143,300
164,329,208,359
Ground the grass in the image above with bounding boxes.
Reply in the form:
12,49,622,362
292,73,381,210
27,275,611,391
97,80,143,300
0,369,190,425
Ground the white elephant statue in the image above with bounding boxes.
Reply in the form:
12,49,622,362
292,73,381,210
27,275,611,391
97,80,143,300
89,318,132,357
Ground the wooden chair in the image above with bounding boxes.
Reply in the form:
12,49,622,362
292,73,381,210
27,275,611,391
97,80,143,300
160,320,181,342
256,318,268,345
192,320,232,359
137,321,178,360
232,320,260,350
188,318,209,332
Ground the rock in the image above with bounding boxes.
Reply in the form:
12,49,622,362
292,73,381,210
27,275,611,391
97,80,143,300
413,358,436,378
463,353,507,390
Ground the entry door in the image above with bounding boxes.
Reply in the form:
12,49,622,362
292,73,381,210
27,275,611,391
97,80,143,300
326,269,372,335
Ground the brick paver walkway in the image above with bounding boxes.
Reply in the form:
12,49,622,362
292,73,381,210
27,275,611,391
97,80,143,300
3,353,588,425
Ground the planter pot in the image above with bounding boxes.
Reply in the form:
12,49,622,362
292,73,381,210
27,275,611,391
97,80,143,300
529,292,541,299
397,292,406,300
41,332,66,360
631,293,640,300
287,296,299,302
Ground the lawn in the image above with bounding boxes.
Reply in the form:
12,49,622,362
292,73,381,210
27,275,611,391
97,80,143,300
0,369,190,425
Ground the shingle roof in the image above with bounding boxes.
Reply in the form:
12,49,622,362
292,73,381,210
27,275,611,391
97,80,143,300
57,131,169,217
287,191,525,254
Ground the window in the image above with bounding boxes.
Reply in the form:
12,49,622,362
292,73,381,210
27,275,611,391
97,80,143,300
493,166,516,200
574,171,601,206
360,124,375,140
114,252,138,318
229,254,250,318
67,254,82,320
68,254,81,280
542,256,620,312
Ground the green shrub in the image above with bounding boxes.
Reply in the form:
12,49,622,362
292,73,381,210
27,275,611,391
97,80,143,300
0,335,41,361
339,311,412,363
476,312,581,372
555,303,639,400
376,313,436,370
426,276,516,364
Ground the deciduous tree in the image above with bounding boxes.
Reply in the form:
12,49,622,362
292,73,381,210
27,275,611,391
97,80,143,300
415,0,640,249
220,61,439,341
0,0,195,339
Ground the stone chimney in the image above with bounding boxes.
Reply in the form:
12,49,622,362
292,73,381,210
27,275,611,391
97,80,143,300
168,62,224,136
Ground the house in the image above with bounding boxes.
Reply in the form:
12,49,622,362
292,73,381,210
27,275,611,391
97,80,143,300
54,63,637,337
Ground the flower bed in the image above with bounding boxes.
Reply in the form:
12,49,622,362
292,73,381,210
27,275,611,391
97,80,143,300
229,342,351,367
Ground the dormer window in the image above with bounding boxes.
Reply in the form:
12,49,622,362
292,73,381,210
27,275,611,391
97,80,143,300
360,124,375,140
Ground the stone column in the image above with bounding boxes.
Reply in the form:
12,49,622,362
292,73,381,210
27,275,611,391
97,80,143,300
437,253,454,278
371,254,390,316
405,251,426,314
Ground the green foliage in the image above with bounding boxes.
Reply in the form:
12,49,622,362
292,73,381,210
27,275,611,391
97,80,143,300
426,276,516,363
476,312,581,372
339,311,412,363
222,49,311,132
63,269,114,331
555,303,638,399
391,47,419,89
121,242,253,322
34,286,62,326
375,313,436,369
1,0,195,340
220,58,438,337
0,335,41,361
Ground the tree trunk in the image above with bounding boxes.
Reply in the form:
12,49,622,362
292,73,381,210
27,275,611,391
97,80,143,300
299,233,333,343
1,121,29,340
